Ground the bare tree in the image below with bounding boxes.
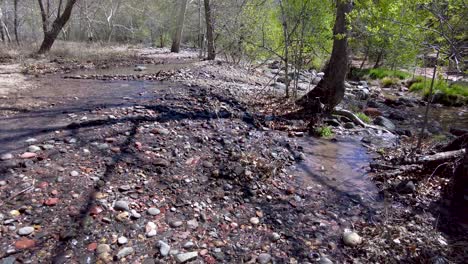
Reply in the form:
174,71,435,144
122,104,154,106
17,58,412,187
204,0,215,60
298,0,353,112
171,0,188,53
0,2,11,43
13,0,19,44
37,0,77,54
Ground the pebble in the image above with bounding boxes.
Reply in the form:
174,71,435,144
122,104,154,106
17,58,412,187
319,257,334,264
116,247,134,259
158,240,171,256
147,208,161,216
14,239,36,249
118,236,128,245
257,253,272,264
20,152,37,159
18,226,34,236
183,241,195,249
28,145,41,153
174,251,198,263
0,180,7,186
25,138,37,143
130,209,141,219
70,171,79,177
250,217,260,225
170,220,183,228
187,219,198,229
271,232,281,241
1,153,13,160
342,231,362,246
114,200,130,211
146,222,157,237
96,244,111,254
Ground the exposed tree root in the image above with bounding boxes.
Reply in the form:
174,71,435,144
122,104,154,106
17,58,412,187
333,108,393,134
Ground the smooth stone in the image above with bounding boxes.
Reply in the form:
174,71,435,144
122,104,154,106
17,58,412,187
147,208,161,216
183,241,195,249
0,180,7,186
158,240,170,257
96,244,111,254
114,200,130,211
342,231,362,246
257,253,272,264
116,247,134,259
319,257,334,264
17,226,34,236
174,252,198,263
250,217,260,225
130,209,142,219
169,220,183,228
1,153,13,160
118,236,128,245
271,232,281,241
70,171,79,177
187,219,198,229
28,145,41,153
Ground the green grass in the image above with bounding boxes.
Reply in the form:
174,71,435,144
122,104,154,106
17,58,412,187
368,68,410,80
315,126,334,138
356,112,372,124
349,67,410,81
382,77,399,87
410,80,468,97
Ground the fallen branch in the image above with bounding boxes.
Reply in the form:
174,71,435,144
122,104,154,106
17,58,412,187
405,148,466,164
333,108,393,134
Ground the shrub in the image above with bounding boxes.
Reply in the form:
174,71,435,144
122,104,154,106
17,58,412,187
382,77,399,87
356,112,372,124
315,126,333,138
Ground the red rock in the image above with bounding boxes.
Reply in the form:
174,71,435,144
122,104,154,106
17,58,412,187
89,206,103,216
14,239,36,249
20,152,37,159
111,147,121,153
44,198,59,206
135,142,142,150
38,182,49,189
87,242,98,251
363,108,382,117
199,249,209,256
286,187,295,195
51,190,58,196
203,255,216,264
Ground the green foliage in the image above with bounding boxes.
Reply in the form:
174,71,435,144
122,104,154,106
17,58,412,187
315,126,334,138
369,68,410,80
381,77,399,87
356,112,372,124
410,80,468,97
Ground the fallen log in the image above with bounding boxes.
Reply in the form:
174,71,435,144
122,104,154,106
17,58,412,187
406,148,466,164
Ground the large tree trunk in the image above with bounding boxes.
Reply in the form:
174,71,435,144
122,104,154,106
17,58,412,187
0,5,11,43
37,0,77,54
171,0,188,53
297,0,352,112
204,0,215,60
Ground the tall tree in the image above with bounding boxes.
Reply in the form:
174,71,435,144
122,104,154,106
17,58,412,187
13,0,19,44
297,0,353,112
37,0,77,54
204,0,215,60
171,0,188,53
0,2,11,43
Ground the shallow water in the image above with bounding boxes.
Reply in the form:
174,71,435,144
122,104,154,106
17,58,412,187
294,137,381,206
72,61,194,76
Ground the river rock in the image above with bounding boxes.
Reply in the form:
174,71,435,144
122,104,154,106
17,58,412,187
342,231,362,246
118,236,128,245
28,145,41,153
147,208,161,216
0,153,13,160
257,253,272,264
116,247,134,259
18,226,34,236
114,200,130,211
158,240,171,257
250,217,260,225
146,222,157,237
175,252,198,263
373,116,396,131
319,257,334,264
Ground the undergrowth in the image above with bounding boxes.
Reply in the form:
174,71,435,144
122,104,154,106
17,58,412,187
315,126,334,138
356,112,372,124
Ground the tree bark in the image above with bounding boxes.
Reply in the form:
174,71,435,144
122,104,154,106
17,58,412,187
0,5,11,43
204,0,215,60
13,0,19,45
171,0,188,53
297,0,352,112
37,0,77,54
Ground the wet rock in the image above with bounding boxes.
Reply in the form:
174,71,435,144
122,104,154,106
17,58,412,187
116,247,134,259
373,116,396,131
396,180,416,194
319,256,334,264
114,200,130,211
257,253,272,264
158,240,171,257
18,226,34,236
389,112,405,121
147,208,161,216
342,231,362,246
0,153,13,160
174,252,198,263
28,145,41,153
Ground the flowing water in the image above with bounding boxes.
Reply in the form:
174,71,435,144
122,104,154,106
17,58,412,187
294,137,382,207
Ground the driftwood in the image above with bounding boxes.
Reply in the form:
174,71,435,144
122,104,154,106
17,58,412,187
333,108,393,134
405,148,466,164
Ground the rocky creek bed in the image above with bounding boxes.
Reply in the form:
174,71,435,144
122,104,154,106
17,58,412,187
0,50,467,263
